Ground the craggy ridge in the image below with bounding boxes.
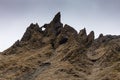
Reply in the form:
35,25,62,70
0,12,120,80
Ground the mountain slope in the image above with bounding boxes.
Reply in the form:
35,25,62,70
0,12,120,80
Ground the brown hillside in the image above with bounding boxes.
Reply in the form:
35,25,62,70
0,12,120,80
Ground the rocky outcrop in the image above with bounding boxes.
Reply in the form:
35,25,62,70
44,12,63,38
78,28,87,43
54,24,78,48
21,23,42,42
86,31,94,46
7,12,94,51
0,12,120,80
12,40,20,48
98,33,104,39
79,28,87,38
52,12,61,23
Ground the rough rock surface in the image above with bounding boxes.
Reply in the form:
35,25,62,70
0,12,120,80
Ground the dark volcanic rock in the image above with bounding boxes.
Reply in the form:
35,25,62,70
54,24,78,48
98,33,104,39
44,12,63,38
79,28,87,37
78,28,87,43
86,31,94,46
52,12,61,23
21,23,42,42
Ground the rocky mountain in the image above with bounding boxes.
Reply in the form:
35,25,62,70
0,12,120,80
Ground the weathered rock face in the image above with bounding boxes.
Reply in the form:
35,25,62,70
21,23,42,42
78,28,87,43
79,28,87,38
0,12,120,80
52,12,61,23
86,31,95,46
44,12,63,38
98,33,104,39
54,24,78,48
21,23,43,48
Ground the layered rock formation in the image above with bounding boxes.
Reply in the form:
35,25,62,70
0,12,120,80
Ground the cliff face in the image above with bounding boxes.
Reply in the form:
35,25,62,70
0,12,120,80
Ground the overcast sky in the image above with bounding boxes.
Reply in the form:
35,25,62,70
0,0,120,52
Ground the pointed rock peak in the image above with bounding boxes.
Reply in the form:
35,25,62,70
79,28,87,36
86,31,95,46
21,23,42,41
88,31,95,38
52,12,61,23
87,31,95,41
98,33,104,38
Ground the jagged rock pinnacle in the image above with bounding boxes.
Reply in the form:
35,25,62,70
87,31,95,46
78,28,87,43
44,12,63,38
79,28,87,37
52,12,61,23
98,33,104,38
21,23,42,42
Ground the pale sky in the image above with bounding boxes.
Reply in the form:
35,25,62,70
0,0,120,52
